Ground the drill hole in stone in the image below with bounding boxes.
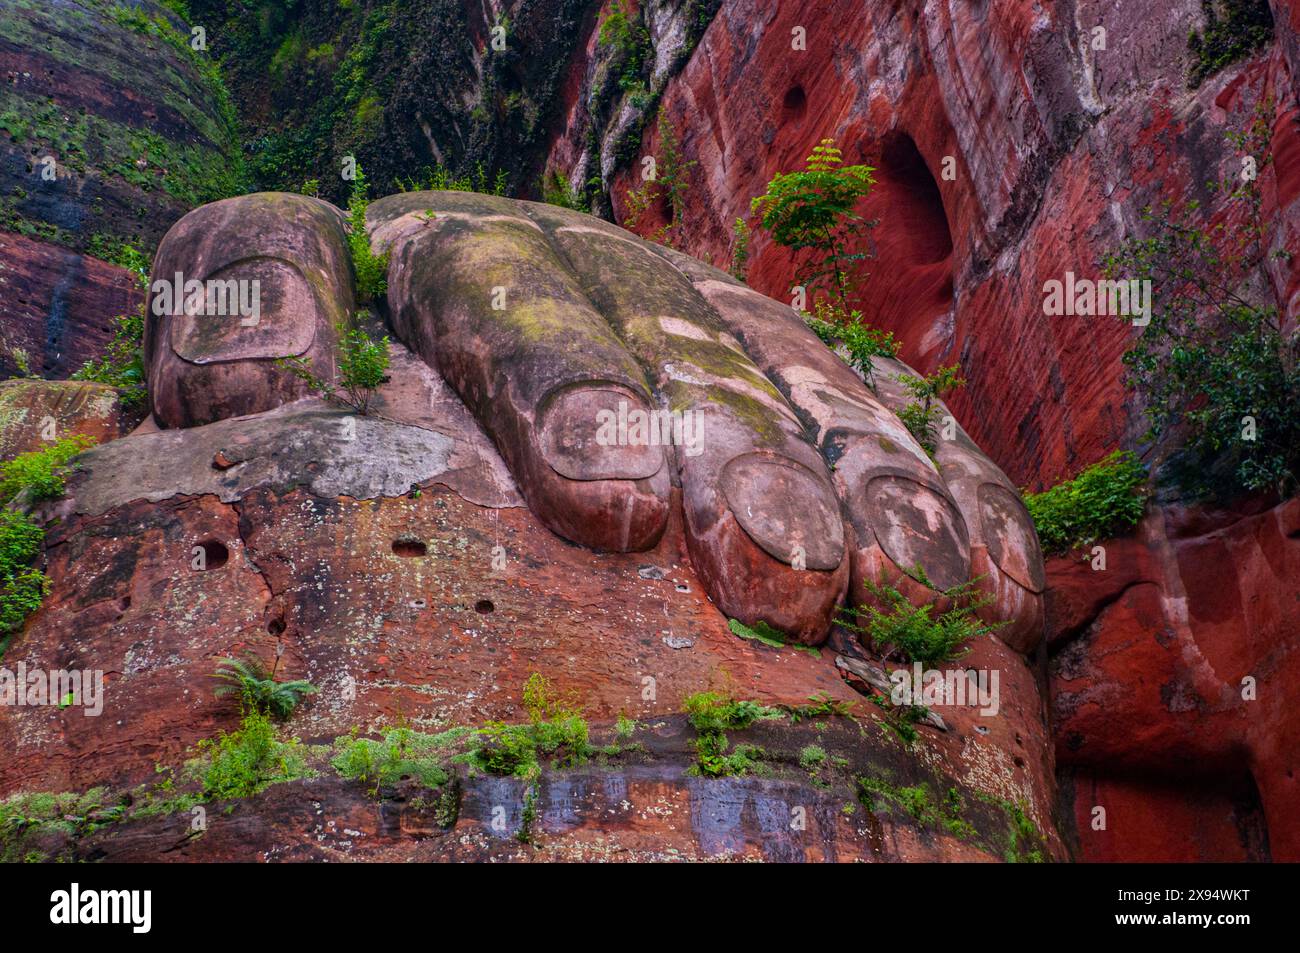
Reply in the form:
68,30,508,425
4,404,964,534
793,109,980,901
475,599,494,614
392,537,427,557
195,539,228,570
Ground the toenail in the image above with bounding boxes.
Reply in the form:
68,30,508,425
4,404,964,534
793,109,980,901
720,452,844,570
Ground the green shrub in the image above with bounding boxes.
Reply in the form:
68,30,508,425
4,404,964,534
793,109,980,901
857,778,977,839
278,318,390,415
0,509,48,651
211,653,317,720
598,0,652,92
469,673,591,779
1188,0,1273,87
1106,103,1298,498
682,690,781,777
682,691,780,734
729,217,750,281
623,112,696,247
780,692,857,724
751,138,876,312
974,792,1047,863
0,435,96,504
0,333,37,379
399,163,508,196
868,693,925,747
805,300,899,389
0,788,117,862
0,436,91,652
839,571,1001,665
194,710,313,800
331,726,467,793
540,169,588,211
85,236,151,281
1022,450,1148,554
798,744,827,771
615,712,637,741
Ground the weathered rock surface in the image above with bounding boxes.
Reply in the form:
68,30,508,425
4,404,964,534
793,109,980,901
0,378,126,458
1,226,1060,859
0,0,243,383
0,0,244,254
144,192,353,428
1048,497,1300,861
539,0,1300,862
0,231,140,380
2,0,1296,865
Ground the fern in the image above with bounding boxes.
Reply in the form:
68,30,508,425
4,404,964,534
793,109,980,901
212,653,317,720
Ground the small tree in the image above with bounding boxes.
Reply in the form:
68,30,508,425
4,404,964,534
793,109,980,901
750,138,876,313
278,318,390,415
895,365,965,457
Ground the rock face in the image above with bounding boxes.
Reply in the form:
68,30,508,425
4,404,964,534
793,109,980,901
138,188,1044,648
0,378,126,459
0,0,244,254
1048,498,1300,861
0,0,243,382
1,384,1063,864
0,0,1296,864
0,231,140,380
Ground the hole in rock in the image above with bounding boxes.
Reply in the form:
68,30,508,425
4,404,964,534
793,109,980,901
267,615,286,636
475,599,495,614
196,539,228,570
782,85,807,120
392,537,427,557
878,131,954,265
856,131,956,341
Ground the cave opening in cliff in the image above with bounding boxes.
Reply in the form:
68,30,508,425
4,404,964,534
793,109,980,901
782,85,808,122
860,131,956,342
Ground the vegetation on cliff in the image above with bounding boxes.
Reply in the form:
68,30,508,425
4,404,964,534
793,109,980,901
751,138,877,314
0,436,96,652
0,0,246,255
188,0,594,203
837,571,1002,665
1106,102,1299,500
1024,451,1149,554
1188,0,1274,87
